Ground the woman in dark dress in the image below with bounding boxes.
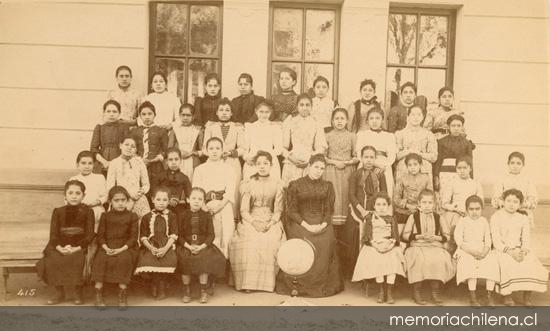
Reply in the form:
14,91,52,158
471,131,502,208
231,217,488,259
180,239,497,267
177,188,226,304
91,186,139,310
276,154,344,297
40,180,95,305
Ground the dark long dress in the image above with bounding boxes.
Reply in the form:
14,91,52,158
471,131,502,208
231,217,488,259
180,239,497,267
271,90,298,122
40,205,95,286
91,210,139,284
135,210,178,274
275,176,344,298
433,134,475,191
90,121,129,174
176,209,226,277
231,92,266,123
342,168,387,277
194,94,221,126
153,169,192,217
130,125,168,189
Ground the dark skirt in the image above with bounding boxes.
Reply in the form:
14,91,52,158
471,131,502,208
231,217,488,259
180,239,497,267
275,222,344,298
42,249,85,286
176,245,226,277
91,248,137,284
135,247,177,274
341,215,361,278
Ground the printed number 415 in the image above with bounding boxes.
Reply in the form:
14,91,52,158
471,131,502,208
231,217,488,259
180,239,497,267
17,288,37,296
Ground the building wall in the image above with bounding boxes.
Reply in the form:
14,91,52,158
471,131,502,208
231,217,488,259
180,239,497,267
0,0,549,199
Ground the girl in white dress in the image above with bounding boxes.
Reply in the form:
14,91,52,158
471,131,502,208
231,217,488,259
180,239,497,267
311,76,337,131
141,71,181,128
169,103,203,179
454,195,499,307
242,101,282,180
355,106,397,200
193,137,236,259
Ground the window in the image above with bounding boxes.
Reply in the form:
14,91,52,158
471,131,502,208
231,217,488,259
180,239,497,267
385,7,456,108
149,1,222,104
268,3,340,98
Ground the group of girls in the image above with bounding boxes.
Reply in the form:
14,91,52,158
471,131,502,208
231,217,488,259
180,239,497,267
37,64,546,307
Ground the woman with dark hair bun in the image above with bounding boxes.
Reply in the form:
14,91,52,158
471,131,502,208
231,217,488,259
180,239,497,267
276,154,344,298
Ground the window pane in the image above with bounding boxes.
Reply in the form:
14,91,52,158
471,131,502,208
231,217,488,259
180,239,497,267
417,68,446,105
304,63,334,98
188,59,218,104
155,3,187,56
271,62,302,96
155,58,185,98
419,16,448,66
190,5,219,56
387,14,417,65
273,8,303,60
385,67,415,108
305,10,335,61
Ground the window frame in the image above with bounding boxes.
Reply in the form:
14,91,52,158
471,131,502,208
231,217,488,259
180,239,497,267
148,1,224,103
385,6,456,96
267,2,341,99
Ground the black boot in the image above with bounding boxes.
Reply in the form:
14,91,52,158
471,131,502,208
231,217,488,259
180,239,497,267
413,282,426,305
430,281,443,306
94,288,106,310
156,279,166,300
207,277,214,296
523,291,533,307
487,290,495,307
181,284,191,303
151,279,158,298
200,283,209,304
469,290,480,307
118,288,128,311
47,286,65,305
376,283,385,303
386,284,395,304
74,286,84,305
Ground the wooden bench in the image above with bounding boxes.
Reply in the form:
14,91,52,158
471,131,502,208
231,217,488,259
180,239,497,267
0,185,62,301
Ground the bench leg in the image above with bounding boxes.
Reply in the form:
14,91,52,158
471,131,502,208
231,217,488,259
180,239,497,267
2,267,8,301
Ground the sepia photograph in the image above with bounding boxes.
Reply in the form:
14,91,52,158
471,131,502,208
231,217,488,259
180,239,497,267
0,0,549,324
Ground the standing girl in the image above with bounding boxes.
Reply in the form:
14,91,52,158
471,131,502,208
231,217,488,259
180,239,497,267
106,136,151,218
91,186,139,310
347,79,380,133
423,87,464,139
311,76,337,131
154,148,192,218
178,188,226,304
40,180,94,305
90,100,129,176
323,108,358,261
491,152,538,225
281,93,327,187
107,65,140,126
229,151,285,293
271,68,298,122
141,71,181,128
242,101,283,180
352,194,405,304
402,189,455,306
131,101,168,200
355,107,397,199
343,146,387,277
433,114,475,193
394,105,438,184
231,73,266,123
393,153,433,232
70,151,106,224
135,188,179,300
169,103,204,179
202,98,245,218
490,189,548,306
193,137,236,259
194,73,222,126
454,195,499,307
440,156,483,253
387,82,417,133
